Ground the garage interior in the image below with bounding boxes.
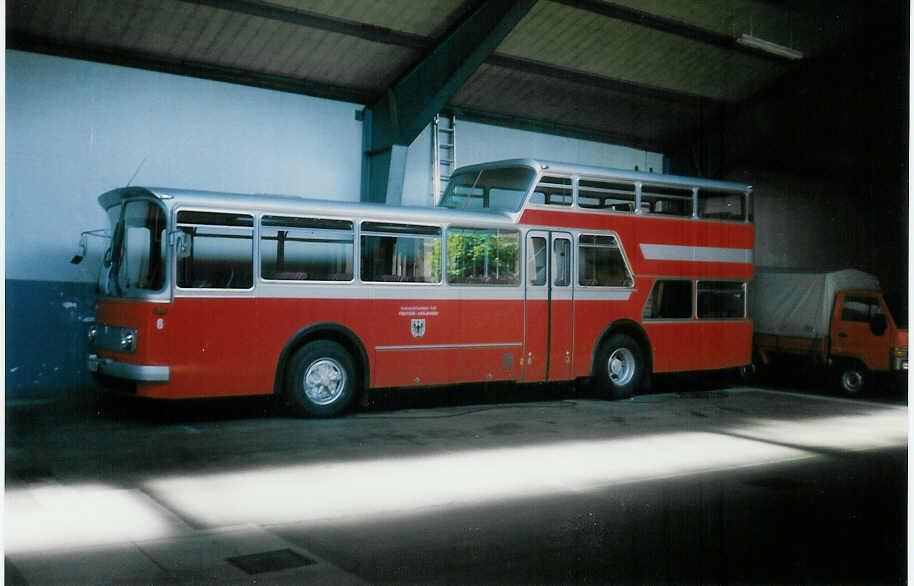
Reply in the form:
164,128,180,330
5,1,909,584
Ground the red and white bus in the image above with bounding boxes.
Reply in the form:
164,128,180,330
87,159,754,416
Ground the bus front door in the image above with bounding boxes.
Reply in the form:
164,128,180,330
524,231,574,382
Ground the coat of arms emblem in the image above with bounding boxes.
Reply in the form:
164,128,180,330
411,318,426,338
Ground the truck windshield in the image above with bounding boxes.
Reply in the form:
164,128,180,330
100,199,167,296
438,166,536,212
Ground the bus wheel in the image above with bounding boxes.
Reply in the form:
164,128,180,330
285,341,358,417
595,333,644,400
835,361,866,396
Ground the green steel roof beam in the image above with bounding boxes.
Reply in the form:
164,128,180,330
361,0,537,204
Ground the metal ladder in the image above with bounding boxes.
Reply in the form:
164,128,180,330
432,113,456,203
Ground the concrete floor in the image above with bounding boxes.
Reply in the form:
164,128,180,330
5,378,908,585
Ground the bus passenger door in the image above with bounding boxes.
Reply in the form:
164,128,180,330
524,231,574,382
549,234,574,380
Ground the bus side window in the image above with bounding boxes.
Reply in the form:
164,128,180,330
261,216,353,281
697,281,746,319
642,185,693,216
697,190,746,221
577,234,632,287
360,223,441,283
578,180,636,212
528,236,547,285
176,211,254,289
643,280,693,319
447,227,520,285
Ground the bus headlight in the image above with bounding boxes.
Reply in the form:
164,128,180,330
120,331,136,353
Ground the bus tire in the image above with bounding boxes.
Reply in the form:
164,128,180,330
835,361,866,396
285,340,358,417
595,333,645,400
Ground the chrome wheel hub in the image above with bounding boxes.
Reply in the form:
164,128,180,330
607,347,635,386
303,358,346,405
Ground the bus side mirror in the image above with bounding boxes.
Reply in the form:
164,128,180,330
70,235,88,264
870,314,888,336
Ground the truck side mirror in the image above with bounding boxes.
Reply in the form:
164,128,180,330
869,314,887,336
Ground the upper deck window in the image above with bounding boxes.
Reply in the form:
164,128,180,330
438,166,536,212
529,176,572,206
642,185,693,217
578,180,637,212
697,189,747,221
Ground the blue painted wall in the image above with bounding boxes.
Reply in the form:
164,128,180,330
5,50,663,399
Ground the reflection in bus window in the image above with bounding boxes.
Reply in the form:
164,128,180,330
447,228,520,285
643,279,692,319
578,235,632,287
261,216,353,281
360,223,441,283
697,281,745,319
176,211,253,289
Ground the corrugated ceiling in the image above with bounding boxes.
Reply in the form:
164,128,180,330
7,0,866,153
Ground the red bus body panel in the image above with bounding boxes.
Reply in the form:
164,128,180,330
93,193,754,400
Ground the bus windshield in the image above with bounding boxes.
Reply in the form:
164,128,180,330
438,166,536,212
100,199,167,296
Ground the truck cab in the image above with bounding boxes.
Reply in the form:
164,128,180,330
750,267,907,396
829,290,908,393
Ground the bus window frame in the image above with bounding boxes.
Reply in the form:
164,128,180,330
101,195,172,300
574,231,635,290
444,225,523,288
173,206,257,296
642,278,695,322
259,213,356,285
358,220,444,286
695,279,748,321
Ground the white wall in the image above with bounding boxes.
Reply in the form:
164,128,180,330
6,50,364,283
7,50,665,283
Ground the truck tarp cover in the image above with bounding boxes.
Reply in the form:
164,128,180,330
752,268,880,338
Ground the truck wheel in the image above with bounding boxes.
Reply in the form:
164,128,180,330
594,333,645,400
738,363,757,383
285,341,358,417
835,362,866,396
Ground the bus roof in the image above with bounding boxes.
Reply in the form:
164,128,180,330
98,186,517,226
453,158,752,193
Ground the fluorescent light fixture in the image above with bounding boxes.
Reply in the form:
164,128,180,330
737,33,803,60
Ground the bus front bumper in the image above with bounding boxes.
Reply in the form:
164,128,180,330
88,354,170,383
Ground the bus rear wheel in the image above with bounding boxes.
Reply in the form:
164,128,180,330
285,341,358,417
595,333,645,400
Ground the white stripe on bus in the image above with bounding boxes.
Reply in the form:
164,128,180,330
639,244,753,264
